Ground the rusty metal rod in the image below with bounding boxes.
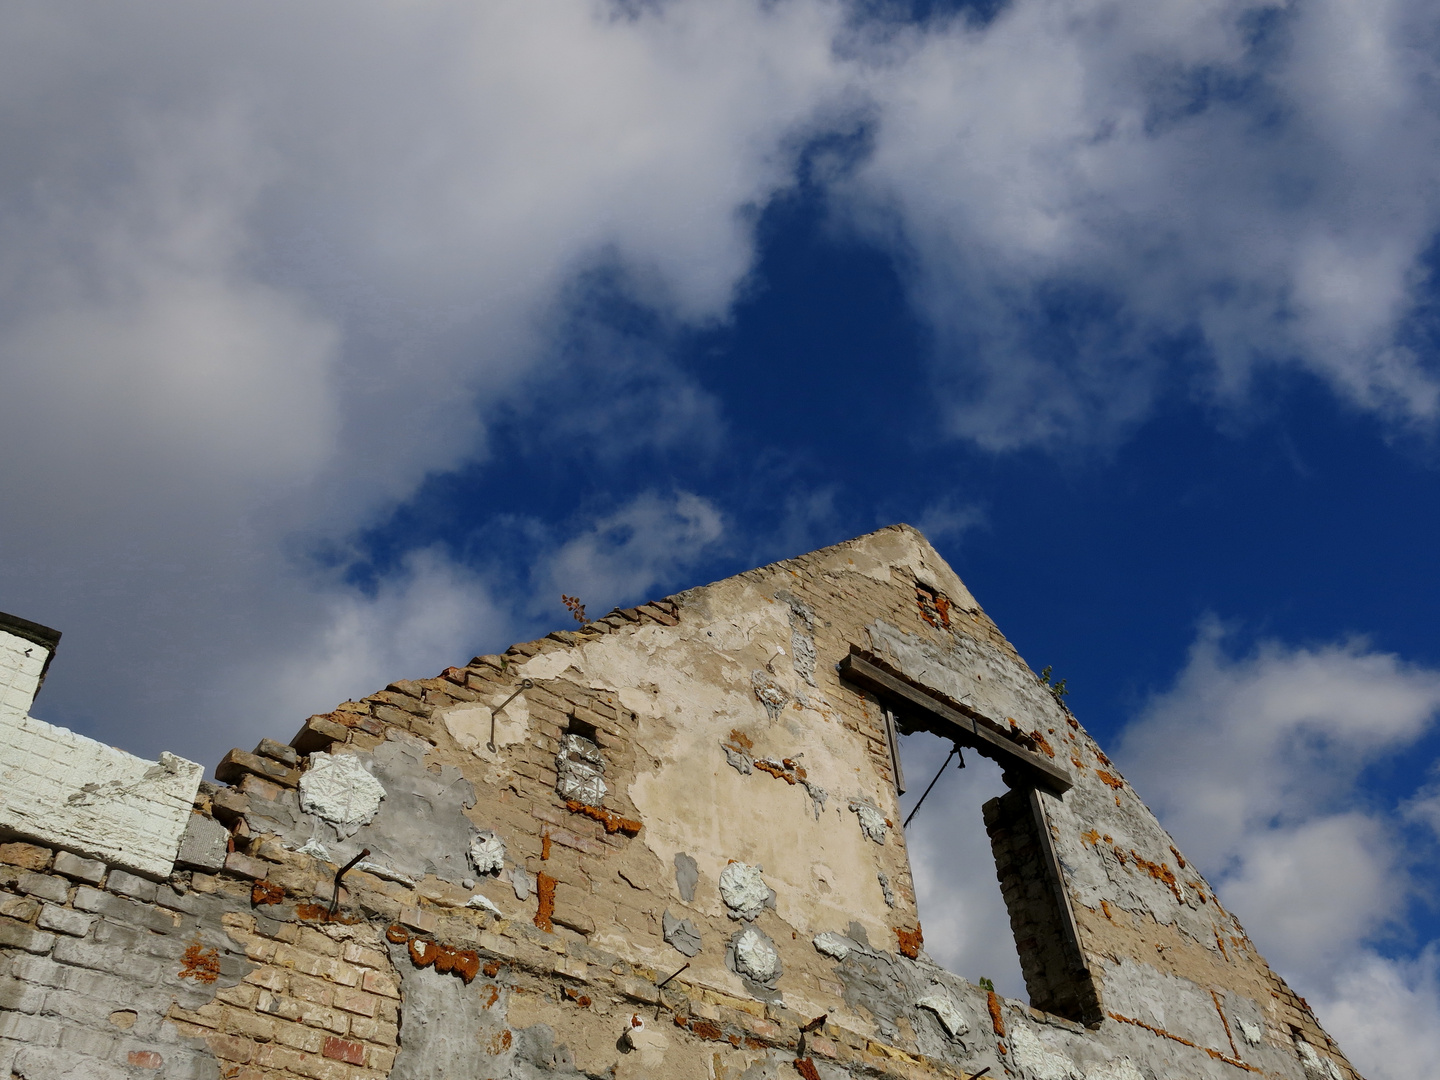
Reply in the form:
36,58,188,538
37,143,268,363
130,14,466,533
903,744,963,828
329,848,369,917
489,679,534,752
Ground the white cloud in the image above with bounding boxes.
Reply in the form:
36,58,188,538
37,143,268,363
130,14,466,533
3,0,1440,778
1118,623,1440,1080
542,491,726,614
0,2,846,755
844,0,1440,447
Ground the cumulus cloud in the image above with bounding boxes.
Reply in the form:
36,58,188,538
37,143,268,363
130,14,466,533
541,490,726,612
1118,623,1440,1080
0,1,846,754
845,0,1440,447
4,0,1440,776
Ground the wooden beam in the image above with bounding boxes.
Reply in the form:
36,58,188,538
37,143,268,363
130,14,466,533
837,652,1073,796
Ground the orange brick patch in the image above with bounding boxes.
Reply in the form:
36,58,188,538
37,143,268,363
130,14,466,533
563,800,642,836
895,925,923,960
127,1051,163,1069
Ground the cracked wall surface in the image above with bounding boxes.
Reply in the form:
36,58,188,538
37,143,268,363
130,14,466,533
0,526,1363,1079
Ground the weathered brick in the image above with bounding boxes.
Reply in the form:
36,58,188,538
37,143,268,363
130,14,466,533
205,1032,255,1063
224,851,271,880
17,872,70,903
226,1006,277,1041
52,937,162,983
323,1034,367,1065
273,1017,324,1053
215,981,261,1008
245,965,289,992
360,969,400,998
127,1050,165,1069
342,942,389,969
105,868,158,902
0,920,55,954
0,975,45,1013
0,842,52,871
348,1015,399,1046
36,904,96,937
0,1011,62,1045
52,851,106,884
57,1024,119,1057
399,906,436,934
295,999,350,1034
215,747,300,788
297,926,342,957
257,1039,310,1069
333,985,378,1017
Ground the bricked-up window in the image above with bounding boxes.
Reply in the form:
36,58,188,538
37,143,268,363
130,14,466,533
840,650,1103,1027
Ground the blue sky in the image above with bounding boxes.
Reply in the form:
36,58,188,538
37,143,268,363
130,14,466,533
3,2,1440,1075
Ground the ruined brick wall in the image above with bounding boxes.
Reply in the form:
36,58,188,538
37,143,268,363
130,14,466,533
0,526,1363,1080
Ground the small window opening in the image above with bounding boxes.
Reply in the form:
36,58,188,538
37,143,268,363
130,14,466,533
566,713,600,744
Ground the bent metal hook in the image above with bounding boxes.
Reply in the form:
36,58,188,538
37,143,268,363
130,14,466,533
488,678,534,753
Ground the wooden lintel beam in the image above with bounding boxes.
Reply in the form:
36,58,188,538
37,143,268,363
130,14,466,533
837,652,1073,796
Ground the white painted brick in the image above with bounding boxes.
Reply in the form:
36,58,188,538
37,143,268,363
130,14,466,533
0,629,47,723
0,705,202,879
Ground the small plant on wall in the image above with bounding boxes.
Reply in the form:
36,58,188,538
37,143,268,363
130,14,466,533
562,594,587,624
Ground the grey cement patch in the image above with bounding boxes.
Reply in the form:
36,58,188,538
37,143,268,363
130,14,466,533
386,940,509,1080
662,910,701,956
508,1024,589,1079
673,852,698,902
249,737,483,886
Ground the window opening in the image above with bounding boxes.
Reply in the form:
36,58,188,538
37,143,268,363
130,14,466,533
897,730,1025,1000
841,648,1102,1026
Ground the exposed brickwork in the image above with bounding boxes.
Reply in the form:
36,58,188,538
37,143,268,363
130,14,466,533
984,790,1103,1025
0,529,1364,1080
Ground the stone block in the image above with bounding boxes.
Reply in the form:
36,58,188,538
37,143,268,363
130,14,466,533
176,813,228,872
18,872,70,903
0,895,39,921
215,748,300,788
36,904,96,937
210,787,250,824
0,842,52,871
0,921,55,954
52,850,106,884
255,738,299,768
224,851,270,880
107,868,158,903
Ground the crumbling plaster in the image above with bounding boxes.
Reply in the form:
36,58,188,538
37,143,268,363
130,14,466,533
0,525,1364,1080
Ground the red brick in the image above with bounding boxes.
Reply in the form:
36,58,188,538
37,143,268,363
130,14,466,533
127,1051,163,1069
322,1035,366,1066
